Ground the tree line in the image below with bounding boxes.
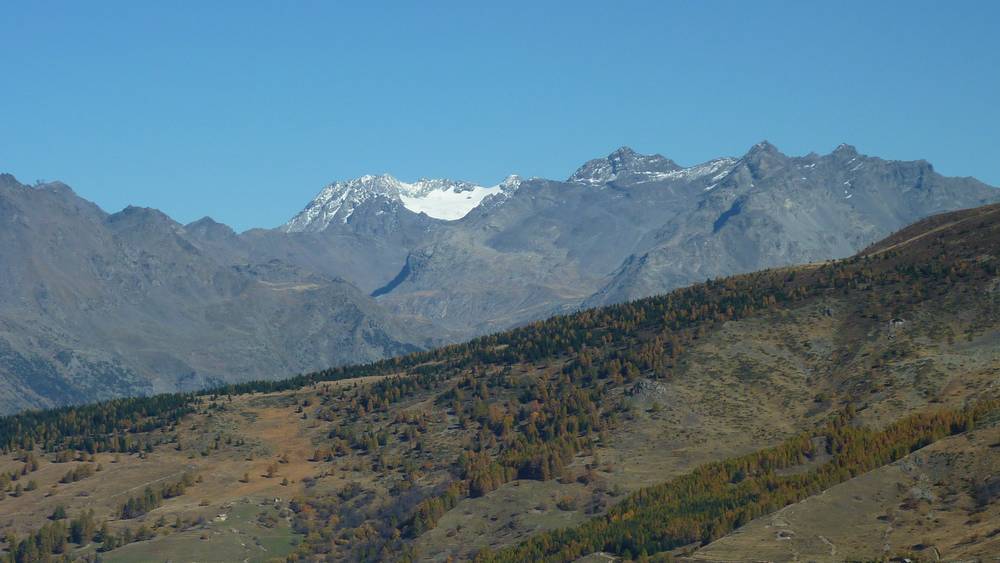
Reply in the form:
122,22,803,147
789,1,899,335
475,399,1000,562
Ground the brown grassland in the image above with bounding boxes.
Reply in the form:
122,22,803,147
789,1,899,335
0,204,997,562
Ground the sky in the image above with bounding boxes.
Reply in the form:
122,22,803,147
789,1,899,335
2,1,998,231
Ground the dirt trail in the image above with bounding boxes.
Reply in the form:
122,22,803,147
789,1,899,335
865,206,998,256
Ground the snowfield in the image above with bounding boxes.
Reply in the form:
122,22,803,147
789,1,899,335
398,181,502,221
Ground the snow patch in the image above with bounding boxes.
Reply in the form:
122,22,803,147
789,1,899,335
284,174,523,232
637,158,737,184
399,182,502,220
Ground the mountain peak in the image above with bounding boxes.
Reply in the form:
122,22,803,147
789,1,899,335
0,173,22,190
359,172,397,182
568,147,681,185
28,180,77,197
831,143,859,158
283,175,403,232
284,173,521,231
745,140,782,157
185,216,238,241
105,206,182,237
499,174,522,190
110,205,176,222
187,216,222,227
740,141,788,175
609,146,638,158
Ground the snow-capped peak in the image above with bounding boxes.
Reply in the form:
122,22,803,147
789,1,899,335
283,173,523,232
398,178,506,221
282,174,402,232
498,174,523,191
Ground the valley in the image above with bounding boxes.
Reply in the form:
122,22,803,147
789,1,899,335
0,203,996,561
2,142,997,414
6,5,997,561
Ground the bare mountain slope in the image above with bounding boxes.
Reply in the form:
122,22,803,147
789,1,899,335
361,143,998,332
0,204,996,562
1,142,997,412
0,175,429,413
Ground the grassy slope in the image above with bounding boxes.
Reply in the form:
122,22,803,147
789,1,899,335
692,420,1000,561
0,204,996,561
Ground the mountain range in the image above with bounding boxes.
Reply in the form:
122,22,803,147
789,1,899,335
1,142,997,413
1,201,997,561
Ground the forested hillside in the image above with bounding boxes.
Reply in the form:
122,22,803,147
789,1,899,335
0,203,997,562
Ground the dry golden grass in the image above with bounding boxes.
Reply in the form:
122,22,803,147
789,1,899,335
692,422,1000,562
0,209,996,561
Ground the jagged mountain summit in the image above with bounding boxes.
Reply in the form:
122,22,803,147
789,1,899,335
582,140,997,305
567,145,738,187
315,141,998,333
567,146,681,184
3,202,997,561
0,174,431,414
283,173,523,232
1,141,998,413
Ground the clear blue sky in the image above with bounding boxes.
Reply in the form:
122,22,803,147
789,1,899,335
2,1,997,231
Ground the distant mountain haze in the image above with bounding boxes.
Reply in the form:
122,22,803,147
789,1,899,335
0,174,430,413
1,141,997,413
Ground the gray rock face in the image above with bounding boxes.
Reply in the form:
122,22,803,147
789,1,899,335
356,143,998,332
0,176,428,413
583,143,1000,306
567,146,682,185
1,141,997,412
